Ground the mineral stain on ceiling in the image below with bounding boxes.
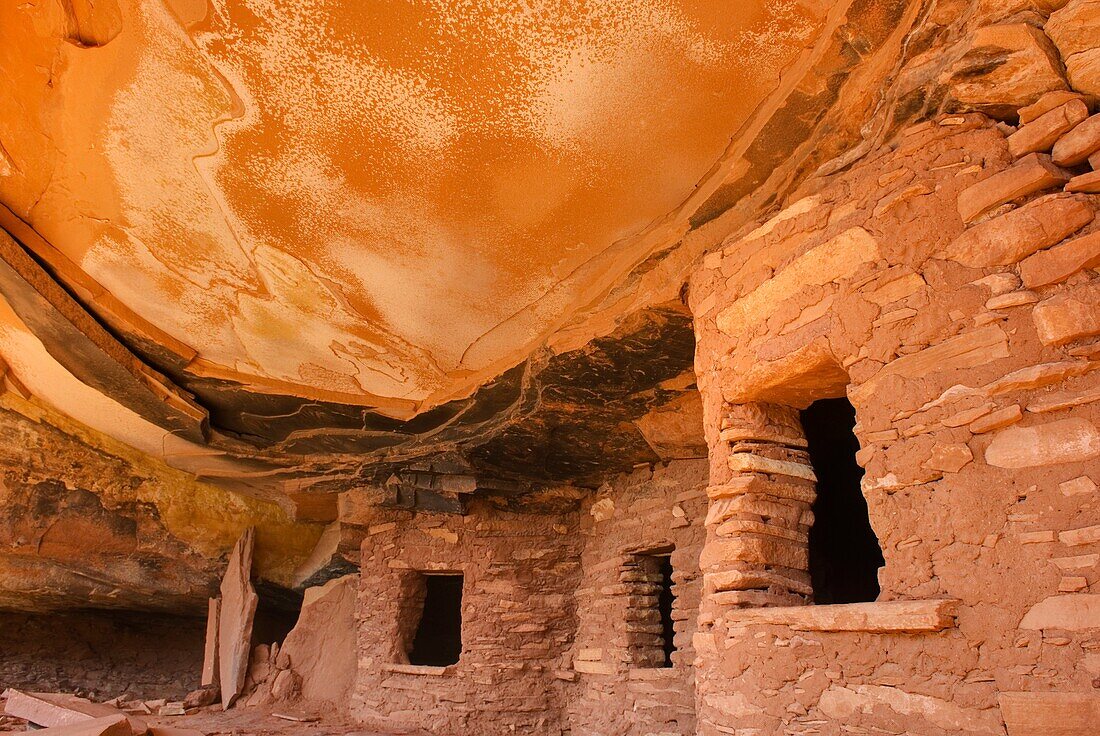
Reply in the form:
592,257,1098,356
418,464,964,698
1,0,826,415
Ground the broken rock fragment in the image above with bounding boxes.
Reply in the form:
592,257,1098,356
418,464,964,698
1032,282,1100,345
181,687,217,710
1046,0,1100,95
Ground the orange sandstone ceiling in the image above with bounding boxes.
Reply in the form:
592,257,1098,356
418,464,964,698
1,0,833,416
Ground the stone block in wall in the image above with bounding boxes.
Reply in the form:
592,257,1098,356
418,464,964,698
956,155,1072,223
1052,113,1100,166
852,326,1011,403
1019,594,1100,629
946,24,1068,117
699,534,808,571
819,685,1004,735
1066,170,1100,192
985,417,1100,467
721,599,959,633
984,360,1097,395
714,227,879,338
1032,281,1100,345
726,453,816,481
969,404,1023,433
947,193,1093,267
1018,91,1086,124
1019,231,1100,287
1007,100,1089,157
1000,691,1100,736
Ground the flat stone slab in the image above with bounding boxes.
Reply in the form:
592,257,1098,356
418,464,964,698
3,690,147,734
25,715,132,736
722,599,959,632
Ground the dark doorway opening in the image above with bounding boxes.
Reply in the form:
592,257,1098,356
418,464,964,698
253,582,303,647
800,397,884,604
408,573,463,666
656,555,676,667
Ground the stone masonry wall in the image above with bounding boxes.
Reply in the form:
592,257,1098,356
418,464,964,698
352,499,582,735
566,459,708,736
689,31,1100,733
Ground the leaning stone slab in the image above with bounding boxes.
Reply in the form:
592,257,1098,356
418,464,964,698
1000,691,1100,736
26,715,132,736
278,574,358,705
3,691,147,734
218,528,258,710
722,599,958,632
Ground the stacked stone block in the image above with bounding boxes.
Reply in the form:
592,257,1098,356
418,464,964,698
701,402,815,616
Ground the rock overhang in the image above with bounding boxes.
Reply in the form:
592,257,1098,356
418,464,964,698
0,0,919,507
